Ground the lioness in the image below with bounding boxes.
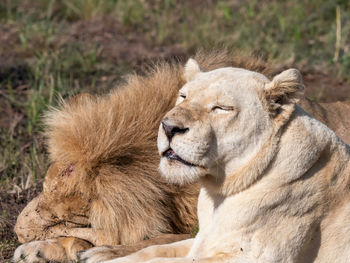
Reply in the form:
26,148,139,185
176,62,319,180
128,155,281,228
13,51,350,262
85,59,350,262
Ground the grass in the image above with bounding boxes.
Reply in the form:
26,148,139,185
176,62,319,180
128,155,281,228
0,0,349,261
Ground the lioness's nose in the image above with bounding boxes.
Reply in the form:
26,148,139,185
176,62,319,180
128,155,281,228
162,119,189,141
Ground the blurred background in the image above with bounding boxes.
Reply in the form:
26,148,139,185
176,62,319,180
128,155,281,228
0,0,349,260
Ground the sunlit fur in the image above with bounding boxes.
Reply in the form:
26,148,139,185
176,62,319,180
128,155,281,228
14,50,275,251
157,64,304,190
107,61,350,263
13,50,350,262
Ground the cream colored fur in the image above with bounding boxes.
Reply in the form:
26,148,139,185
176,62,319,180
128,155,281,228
101,59,350,263
13,50,350,263
12,50,283,263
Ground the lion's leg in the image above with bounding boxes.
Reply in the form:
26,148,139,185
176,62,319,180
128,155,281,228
103,253,236,263
45,226,110,246
79,234,191,263
95,238,194,263
13,237,92,263
59,237,93,259
143,254,235,263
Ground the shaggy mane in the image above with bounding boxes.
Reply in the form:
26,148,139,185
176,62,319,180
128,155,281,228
44,50,273,170
42,50,273,245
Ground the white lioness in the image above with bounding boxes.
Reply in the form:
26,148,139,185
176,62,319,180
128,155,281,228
95,59,350,263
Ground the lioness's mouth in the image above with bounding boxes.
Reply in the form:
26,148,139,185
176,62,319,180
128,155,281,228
163,148,196,167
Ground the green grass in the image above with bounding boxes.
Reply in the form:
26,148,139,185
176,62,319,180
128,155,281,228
2,1,350,77
0,0,349,260
0,2,130,185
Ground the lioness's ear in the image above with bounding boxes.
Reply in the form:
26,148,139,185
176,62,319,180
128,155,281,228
184,58,202,82
264,68,304,116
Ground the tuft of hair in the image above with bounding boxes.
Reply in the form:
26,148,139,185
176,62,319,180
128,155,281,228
44,63,183,171
193,48,274,77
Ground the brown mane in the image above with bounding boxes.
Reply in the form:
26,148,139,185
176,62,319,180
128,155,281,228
40,50,275,246
44,50,273,173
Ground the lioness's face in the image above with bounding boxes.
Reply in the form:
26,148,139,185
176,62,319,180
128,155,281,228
158,62,274,185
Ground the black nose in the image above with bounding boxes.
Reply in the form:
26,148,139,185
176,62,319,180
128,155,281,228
162,120,189,141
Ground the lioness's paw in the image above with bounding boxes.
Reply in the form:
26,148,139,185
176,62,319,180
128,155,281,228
13,240,66,263
78,246,118,263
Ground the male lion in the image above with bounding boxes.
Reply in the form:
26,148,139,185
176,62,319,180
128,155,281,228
84,59,350,263
13,51,350,262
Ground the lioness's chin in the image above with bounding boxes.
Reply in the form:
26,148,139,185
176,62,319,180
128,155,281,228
159,157,205,185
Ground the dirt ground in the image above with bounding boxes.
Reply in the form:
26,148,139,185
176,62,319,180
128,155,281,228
0,16,349,261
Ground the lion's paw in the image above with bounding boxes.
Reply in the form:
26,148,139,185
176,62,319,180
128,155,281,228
78,246,119,263
13,240,66,263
